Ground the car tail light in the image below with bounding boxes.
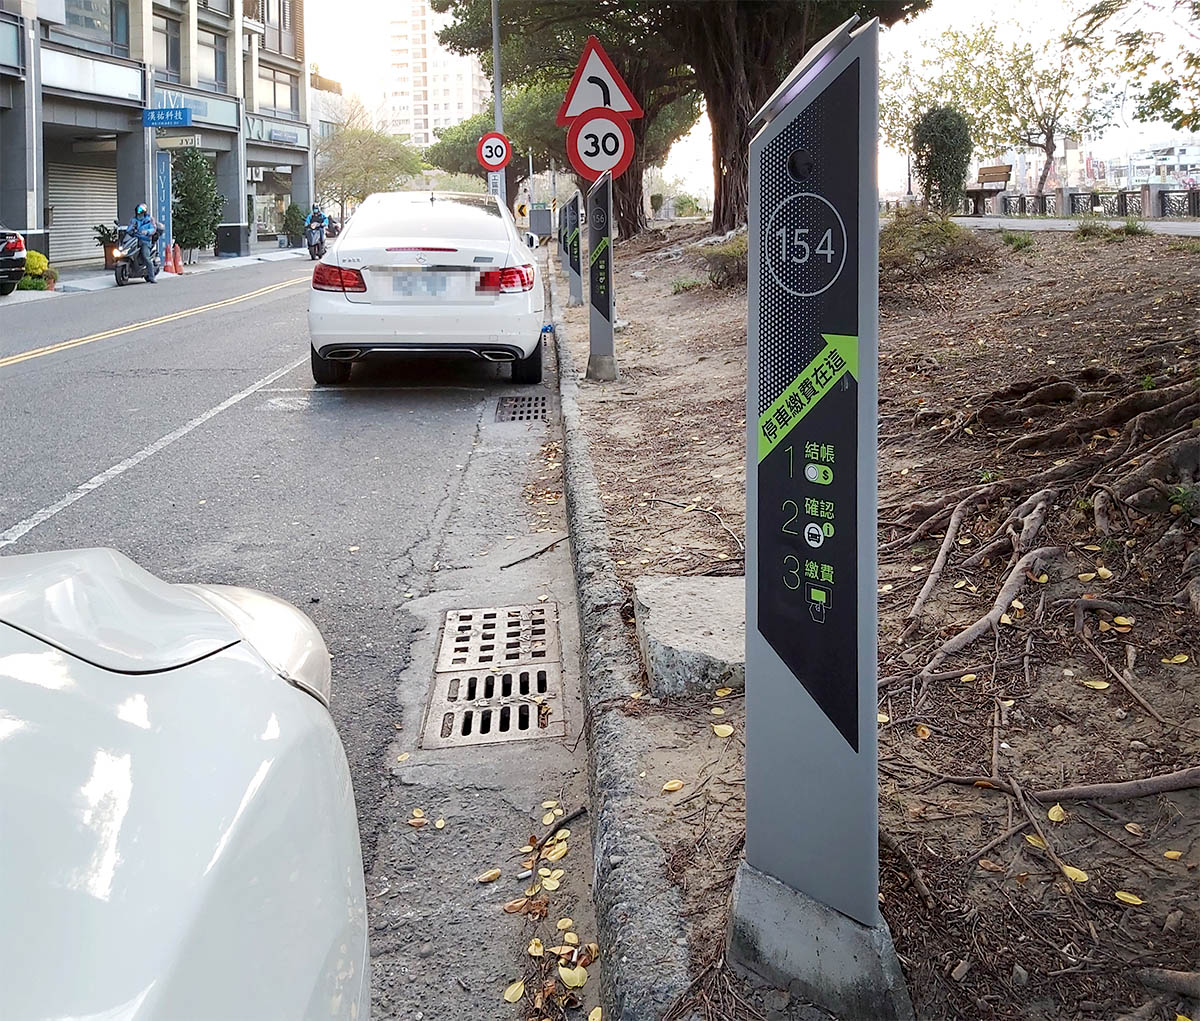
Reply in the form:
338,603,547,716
477,265,535,293
3,234,24,253
312,262,366,292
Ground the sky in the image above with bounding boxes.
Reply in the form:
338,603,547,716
306,0,1193,197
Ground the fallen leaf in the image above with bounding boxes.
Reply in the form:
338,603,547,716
1113,615,1134,626
1078,572,1097,582
538,867,552,878
1048,803,1067,823
528,938,544,957
1000,698,1015,707
435,818,446,829
1060,864,1088,883
953,580,967,590
553,808,564,817
558,964,587,989
564,932,580,946
1025,833,1049,850
877,712,890,723
1097,567,1114,580
960,673,978,683
542,813,555,826
1165,850,1183,860
407,818,427,829
879,583,894,593
712,723,735,738
1036,573,1049,583
542,800,559,809
503,979,525,1003
958,536,972,545
1083,544,1102,551
545,842,568,862
1081,679,1111,690
548,945,573,957
710,706,726,716
1115,891,1144,905
348,545,360,553
1124,822,1145,837
542,878,561,891
525,882,542,896
555,829,571,841
557,917,574,930
662,779,684,793
979,858,1005,872
396,752,410,762
550,869,565,880
503,897,528,914
411,808,425,819
1098,620,1112,632
477,868,502,883
715,687,733,697
1176,1014,1192,1021
1011,598,1025,610
915,724,932,740
1000,613,1014,625
1162,654,1189,664
589,1009,603,1021
519,845,534,853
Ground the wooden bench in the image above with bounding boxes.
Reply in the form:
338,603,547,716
964,164,1012,215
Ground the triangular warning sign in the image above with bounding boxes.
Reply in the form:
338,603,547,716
556,36,644,126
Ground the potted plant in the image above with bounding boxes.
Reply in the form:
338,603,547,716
43,265,58,290
93,223,121,269
283,202,306,248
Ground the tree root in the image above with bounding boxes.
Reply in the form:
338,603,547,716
923,765,1200,802
1055,597,1126,634
961,489,1056,569
1134,969,1200,1000
920,547,1061,679
879,828,936,910
1095,435,1200,531
905,494,976,623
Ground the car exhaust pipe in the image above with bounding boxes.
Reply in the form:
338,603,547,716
324,348,361,361
480,350,516,362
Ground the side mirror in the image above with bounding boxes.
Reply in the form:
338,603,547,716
525,232,539,249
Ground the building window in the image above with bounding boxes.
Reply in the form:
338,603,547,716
319,119,337,138
200,0,231,12
153,14,181,83
197,29,227,91
59,0,130,56
258,67,299,118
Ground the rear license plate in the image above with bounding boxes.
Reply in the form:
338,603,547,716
391,270,472,298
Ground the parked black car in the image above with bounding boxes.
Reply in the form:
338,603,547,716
0,224,26,296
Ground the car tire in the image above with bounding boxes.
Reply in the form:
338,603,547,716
311,345,352,385
0,281,16,296
511,338,543,385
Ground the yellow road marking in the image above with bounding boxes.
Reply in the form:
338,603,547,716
0,275,307,370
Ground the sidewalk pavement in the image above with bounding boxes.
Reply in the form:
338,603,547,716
52,246,309,295
951,215,1200,236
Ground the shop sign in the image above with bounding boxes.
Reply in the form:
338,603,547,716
245,114,309,148
154,87,238,129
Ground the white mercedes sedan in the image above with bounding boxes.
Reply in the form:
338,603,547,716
307,191,545,385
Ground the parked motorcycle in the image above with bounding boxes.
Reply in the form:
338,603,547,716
305,223,327,260
113,226,163,286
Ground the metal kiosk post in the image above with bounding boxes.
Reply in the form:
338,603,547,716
565,194,583,307
728,17,913,1021
585,171,617,381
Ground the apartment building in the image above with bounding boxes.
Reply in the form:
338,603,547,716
0,0,313,262
385,0,489,148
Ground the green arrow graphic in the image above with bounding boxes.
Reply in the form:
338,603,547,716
756,334,859,462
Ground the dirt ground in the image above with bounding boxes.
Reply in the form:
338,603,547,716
557,222,1200,1021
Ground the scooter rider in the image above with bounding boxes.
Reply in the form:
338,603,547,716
304,203,327,231
127,203,159,284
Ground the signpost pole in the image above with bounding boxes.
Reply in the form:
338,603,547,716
490,0,507,207
565,194,583,307
585,171,616,381
728,18,913,1021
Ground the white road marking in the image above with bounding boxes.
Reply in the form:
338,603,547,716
0,356,306,549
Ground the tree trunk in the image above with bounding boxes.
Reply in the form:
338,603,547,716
612,61,650,237
1036,137,1056,195
707,88,751,233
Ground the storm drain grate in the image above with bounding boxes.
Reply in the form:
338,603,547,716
422,602,566,749
496,395,549,422
420,663,567,749
435,603,559,672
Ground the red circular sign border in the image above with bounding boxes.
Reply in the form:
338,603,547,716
476,131,512,170
566,112,635,182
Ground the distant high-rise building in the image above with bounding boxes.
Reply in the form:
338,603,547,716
385,0,490,147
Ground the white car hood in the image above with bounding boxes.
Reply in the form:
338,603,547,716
0,553,367,1020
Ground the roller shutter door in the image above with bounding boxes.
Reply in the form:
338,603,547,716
47,164,119,262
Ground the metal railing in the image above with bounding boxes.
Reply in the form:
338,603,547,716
1161,190,1200,217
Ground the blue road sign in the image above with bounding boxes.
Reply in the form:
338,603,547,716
143,107,192,128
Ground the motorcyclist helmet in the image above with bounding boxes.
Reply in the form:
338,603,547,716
312,203,321,213
136,203,148,215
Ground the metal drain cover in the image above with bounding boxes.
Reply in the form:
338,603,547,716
496,395,549,422
420,663,567,749
436,603,559,671
422,603,566,749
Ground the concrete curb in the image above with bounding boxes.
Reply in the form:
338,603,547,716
549,268,694,1020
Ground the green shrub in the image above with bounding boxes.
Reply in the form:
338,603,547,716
172,146,225,249
1075,216,1111,238
283,202,306,241
879,206,991,283
16,275,47,291
1117,216,1151,236
650,193,664,215
1001,230,1033,251
1168,239,1200,254
912,106,973,213
675,194,699,217
25,249,48,276
671,277,703,294
694,233,747,288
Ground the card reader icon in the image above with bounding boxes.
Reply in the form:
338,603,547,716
806,583,832,623
805,463,834,485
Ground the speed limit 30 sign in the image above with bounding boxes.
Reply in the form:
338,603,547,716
476,131,512,171
566,110,635,182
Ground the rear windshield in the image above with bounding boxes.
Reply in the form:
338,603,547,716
345,193,507,241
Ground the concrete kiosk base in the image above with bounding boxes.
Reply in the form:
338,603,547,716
728,862,915,1021
585,354,618,382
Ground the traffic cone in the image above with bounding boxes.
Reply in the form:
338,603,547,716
161,241,175,273
173,243,183,274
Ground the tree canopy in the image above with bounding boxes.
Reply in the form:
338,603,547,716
315,97,422,217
